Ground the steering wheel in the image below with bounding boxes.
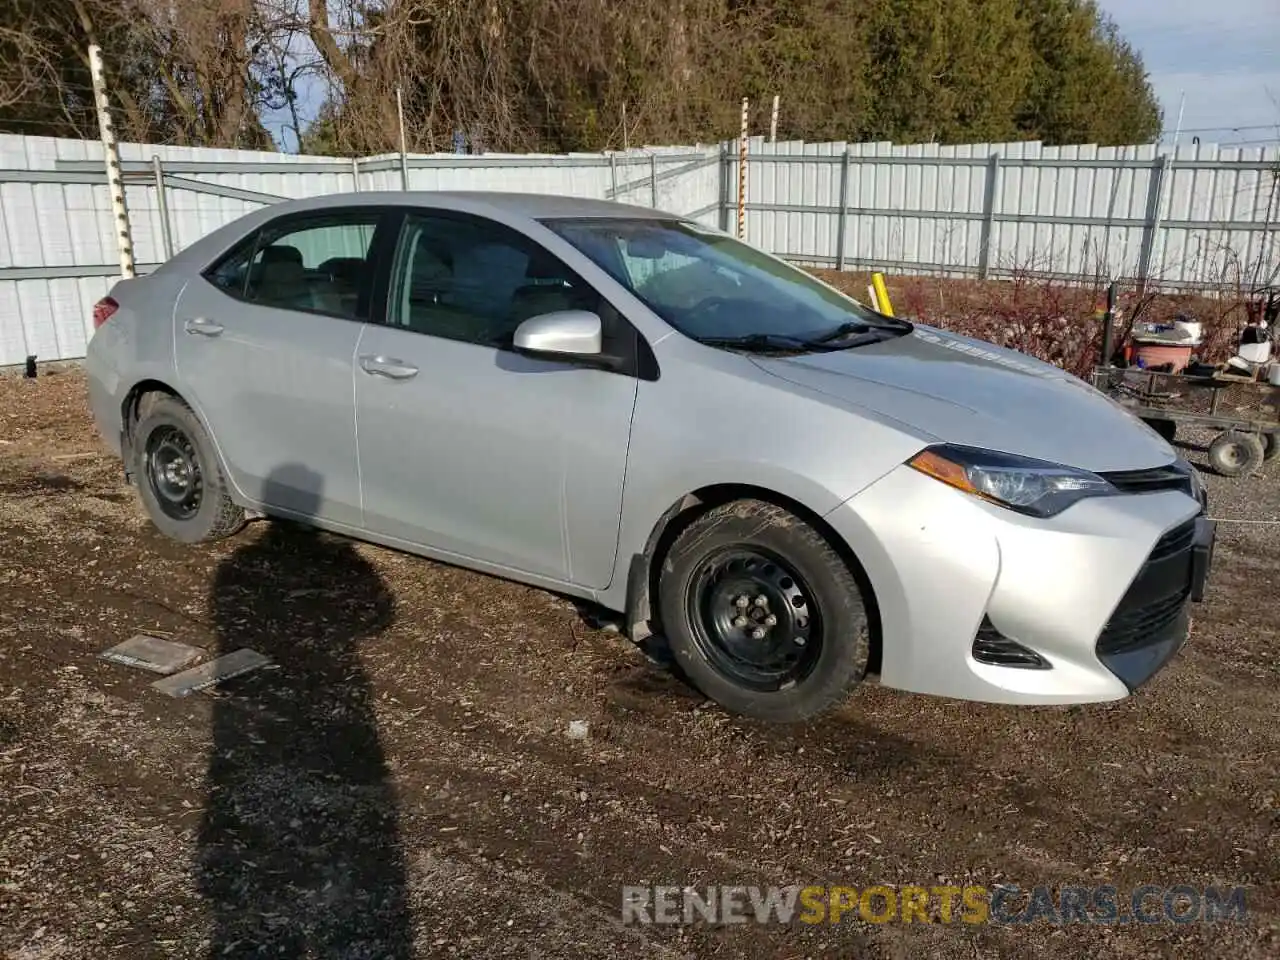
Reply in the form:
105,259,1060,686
685,295,742,329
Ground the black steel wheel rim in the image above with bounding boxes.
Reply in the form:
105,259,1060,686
145,425,204,521
685,547,823,692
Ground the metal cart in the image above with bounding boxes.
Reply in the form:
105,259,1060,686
1092,365,1279,476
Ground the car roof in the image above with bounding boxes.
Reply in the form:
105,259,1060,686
157,190,687,275
261,191,677,223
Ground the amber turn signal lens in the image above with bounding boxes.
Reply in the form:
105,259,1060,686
907,449,977,495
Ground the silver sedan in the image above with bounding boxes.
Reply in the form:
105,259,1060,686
85,192,1215,722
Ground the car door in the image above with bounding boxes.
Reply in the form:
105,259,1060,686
353,209,641,587
174,208,390,528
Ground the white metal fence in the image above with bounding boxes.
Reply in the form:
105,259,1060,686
744,138,1280,293
0,132,1276,366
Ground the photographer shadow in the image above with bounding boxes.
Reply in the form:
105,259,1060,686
196,465,413,957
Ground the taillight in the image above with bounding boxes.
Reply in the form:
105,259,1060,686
92,297,119,329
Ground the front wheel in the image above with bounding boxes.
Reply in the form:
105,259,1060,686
657,499,871,722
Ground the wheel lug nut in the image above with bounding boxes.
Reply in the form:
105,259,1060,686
764,614,777,627
734,596,750,610
733,616,748,628
751,628,766,640
794,636,807,646
754,595,768,608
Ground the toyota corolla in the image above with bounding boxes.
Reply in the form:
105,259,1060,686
85,192,1215,721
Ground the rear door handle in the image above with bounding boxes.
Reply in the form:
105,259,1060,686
359,355,419,380
184,317,224,337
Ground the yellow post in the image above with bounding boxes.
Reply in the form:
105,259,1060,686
871,272,894,317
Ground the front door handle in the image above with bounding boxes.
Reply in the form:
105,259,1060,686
184,317,224,337
359,355,419,380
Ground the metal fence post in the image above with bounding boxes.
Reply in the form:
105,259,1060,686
609,152,618,199
736,100,749,239
351,156,361,193
718,141,732,232
835,148,851,270
650,153,658,208
1136,153,1171,289
151,155,174,261
977,152,1001,280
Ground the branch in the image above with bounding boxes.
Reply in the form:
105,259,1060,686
307,0,358,92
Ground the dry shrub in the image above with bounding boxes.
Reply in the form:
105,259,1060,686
813,270,1254,379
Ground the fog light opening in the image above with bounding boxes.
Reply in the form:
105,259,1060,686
972,617,1051,670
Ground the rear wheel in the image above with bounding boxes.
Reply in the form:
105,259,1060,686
1207,431,1265,478
133,395,245,543
657,499,870,722
1263,432,1278,462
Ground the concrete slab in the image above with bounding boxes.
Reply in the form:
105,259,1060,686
151,649,271,698
99,634,204,675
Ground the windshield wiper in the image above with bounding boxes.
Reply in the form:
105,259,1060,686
811,319,909,344
810,321,871,343
697,333,836,353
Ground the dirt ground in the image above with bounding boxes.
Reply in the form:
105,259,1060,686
0,367,1276,959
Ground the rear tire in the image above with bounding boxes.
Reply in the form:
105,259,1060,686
657,499,871,723
1262,432,1278,462
133,395,245,543
1207,431,1265,478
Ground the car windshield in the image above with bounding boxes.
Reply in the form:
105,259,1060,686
542,217,910,349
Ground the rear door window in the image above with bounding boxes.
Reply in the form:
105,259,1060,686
205,212,382,322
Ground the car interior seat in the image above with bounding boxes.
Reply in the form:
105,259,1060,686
250,244,313,309
508,251,591,326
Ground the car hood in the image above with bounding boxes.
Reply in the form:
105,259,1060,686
750,324,1175,472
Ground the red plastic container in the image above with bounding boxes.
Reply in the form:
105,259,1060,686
1132,341,1193,373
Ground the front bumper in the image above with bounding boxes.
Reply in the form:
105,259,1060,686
825,464,1213,705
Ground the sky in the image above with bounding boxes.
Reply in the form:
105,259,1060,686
1101,0,1280,146
267,1,1280,152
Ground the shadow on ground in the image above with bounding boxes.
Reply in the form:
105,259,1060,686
196,465,413,958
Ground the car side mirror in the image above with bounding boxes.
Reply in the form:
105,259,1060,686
512,310,603,358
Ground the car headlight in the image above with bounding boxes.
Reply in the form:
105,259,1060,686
907,443,1118,518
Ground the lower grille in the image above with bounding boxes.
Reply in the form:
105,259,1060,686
1150,519,1197,561
1096,588,1188,656
1096,515,1212,690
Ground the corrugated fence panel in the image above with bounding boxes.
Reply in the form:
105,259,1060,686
2,132,1277,365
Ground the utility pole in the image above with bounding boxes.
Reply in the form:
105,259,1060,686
1171,90,1186,145
88,42,134,279
396,85,410,190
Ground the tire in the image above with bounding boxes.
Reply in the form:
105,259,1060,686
1263,433,1278,462
132,394,245,543
657,499,871,723
1207,431,1266,478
